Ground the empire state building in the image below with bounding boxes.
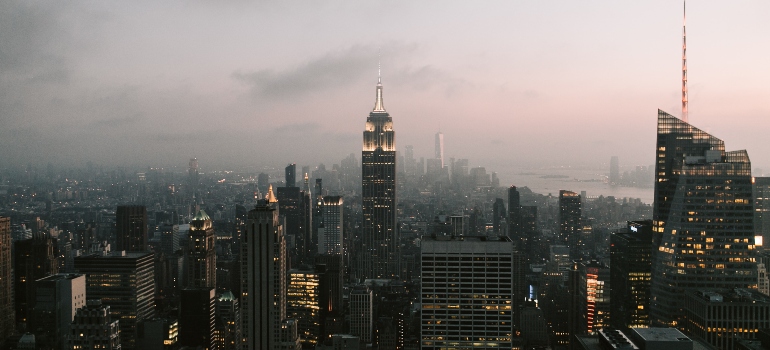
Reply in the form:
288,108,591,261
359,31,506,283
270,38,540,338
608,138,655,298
361,74,399,280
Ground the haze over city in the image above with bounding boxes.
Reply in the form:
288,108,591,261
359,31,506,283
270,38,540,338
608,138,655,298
2,0,769,176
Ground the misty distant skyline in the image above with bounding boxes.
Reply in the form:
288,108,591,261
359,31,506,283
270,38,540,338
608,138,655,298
2,1,768,173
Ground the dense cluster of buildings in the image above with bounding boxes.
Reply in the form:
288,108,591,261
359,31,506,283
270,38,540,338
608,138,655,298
0,74,769,350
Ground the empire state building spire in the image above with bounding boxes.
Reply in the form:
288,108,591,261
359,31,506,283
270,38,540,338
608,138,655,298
372,63,386,113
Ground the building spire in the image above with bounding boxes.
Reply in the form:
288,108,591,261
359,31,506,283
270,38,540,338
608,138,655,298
682,0,688,122
265,184,278,203
373,61,386,113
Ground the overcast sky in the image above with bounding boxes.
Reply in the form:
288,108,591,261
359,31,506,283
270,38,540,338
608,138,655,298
2,1,769,174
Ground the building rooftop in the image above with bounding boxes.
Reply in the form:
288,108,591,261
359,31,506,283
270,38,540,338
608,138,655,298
690,288,770,304
36,273,84,282
631,327,692,343
422,235,512,242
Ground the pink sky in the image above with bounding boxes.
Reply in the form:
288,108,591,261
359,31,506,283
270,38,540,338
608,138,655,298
1,1,768,174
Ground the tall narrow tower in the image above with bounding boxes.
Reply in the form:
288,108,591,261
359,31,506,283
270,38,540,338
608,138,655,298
240,190,288,349
361,70,398,280
682,0,688,122
435,131,444,168
186,210,216,289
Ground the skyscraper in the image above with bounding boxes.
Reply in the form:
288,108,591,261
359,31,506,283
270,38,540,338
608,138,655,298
116,205,148,251
421,235,514,349
180,287,217,350
75,251,156,350
287,270,321,348
240,192,289,349
318,196,343,255
610,220,652,329
361,73,398,279
186,210,216,289
350,285,373,344
650,110,755,327
559,190,582,259
434,131,444,168
0,217,13,343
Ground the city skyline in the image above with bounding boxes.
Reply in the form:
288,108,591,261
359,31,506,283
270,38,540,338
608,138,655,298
1,1,768,173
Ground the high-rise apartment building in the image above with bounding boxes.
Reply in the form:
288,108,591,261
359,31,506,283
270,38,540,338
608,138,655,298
75,251,156,350
361,74,398,279
559,190,582,259
240,194,290,349
650,110,756,327
421,235,514,349
116,205,148,251
0,217,15,342
610,220,653,329
186,210,216,289
319,196,343,255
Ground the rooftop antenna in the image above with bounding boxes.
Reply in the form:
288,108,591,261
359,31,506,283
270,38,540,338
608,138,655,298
378,49,381,84
682,0,689,122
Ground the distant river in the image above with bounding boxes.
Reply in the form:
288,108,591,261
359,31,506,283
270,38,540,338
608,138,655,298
496,166,654,205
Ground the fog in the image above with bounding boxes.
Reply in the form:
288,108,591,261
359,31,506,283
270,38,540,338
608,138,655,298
2,1,769,173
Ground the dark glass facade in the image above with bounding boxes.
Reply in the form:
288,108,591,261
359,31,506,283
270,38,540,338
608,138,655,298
650,110,756,327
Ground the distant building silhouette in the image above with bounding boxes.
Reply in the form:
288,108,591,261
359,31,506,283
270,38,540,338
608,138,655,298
609,156,620,185
434,131,444,168
285,163,296,188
